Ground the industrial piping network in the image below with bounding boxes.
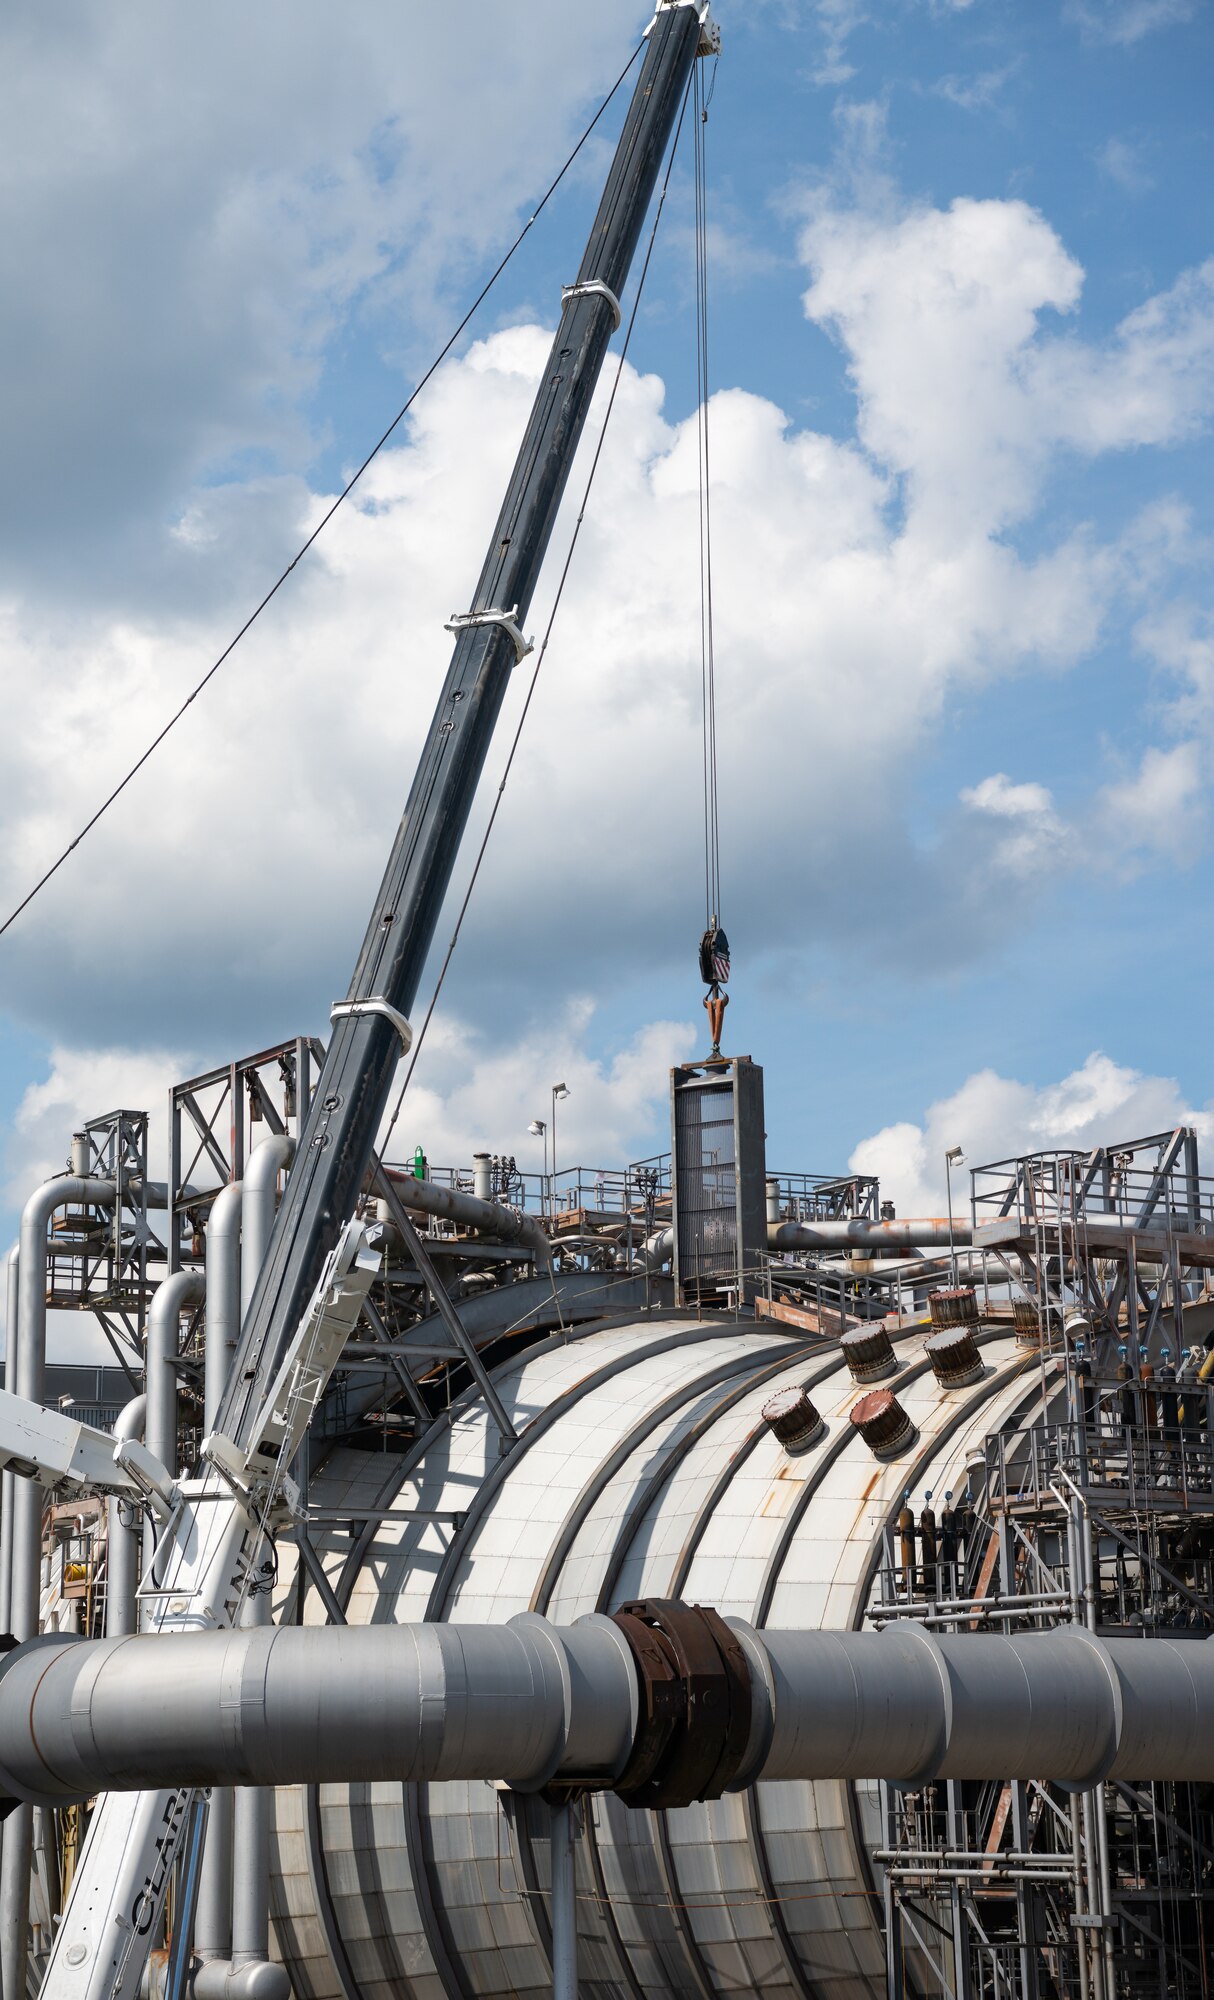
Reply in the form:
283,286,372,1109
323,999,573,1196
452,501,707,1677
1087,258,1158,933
0,1615,1211,1805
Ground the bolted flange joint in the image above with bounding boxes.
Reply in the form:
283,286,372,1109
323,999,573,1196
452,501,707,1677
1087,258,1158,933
608,1596,752,1810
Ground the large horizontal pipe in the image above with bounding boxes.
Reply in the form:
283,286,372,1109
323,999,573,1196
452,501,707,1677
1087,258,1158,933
0,1617,1210,1808
382,1168,551,1261
769,1218,974,1253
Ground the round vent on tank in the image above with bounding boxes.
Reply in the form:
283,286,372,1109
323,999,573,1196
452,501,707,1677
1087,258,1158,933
761,1384,825,1454
928,1287,978,1329
924,1328,984,1388
849,1388,917,1459
840,1325,897,1384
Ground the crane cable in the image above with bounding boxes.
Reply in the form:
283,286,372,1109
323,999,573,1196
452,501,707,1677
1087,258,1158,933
694,53,721,937
0,42,645,945
379,71,696,1158
693,55,730,1059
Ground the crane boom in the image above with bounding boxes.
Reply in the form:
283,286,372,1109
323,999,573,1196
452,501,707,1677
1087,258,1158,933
219,0,711,1451
29,13,715,2000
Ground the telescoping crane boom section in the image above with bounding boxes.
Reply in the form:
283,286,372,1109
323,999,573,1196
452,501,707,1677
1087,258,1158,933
219,0,714,1454
24,11,717,2000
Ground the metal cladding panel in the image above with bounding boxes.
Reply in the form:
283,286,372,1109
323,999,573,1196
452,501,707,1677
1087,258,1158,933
268,1317,1060,2000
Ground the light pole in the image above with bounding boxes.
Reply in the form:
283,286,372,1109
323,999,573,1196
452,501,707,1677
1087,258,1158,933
551,1082,569,1210
527,1119,547,1210
944,1146,965,1290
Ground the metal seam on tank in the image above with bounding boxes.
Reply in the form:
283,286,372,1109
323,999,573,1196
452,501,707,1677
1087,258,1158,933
592,1345,831,1616
517,1342,812,2000
578,1344,852,2000
573,1347,840,2000
734,1342,944,1995
657,1347,862,2000
837,1349,1041,1960
299,1321,641,2000
302,1784,360,2000
436,1328,776,2000
528,1341,803,1614
748,1328,1020,1992
514,1342,790,1988
302,1338,570,2000
304,1423,456,2000
422,1324,743,1622
412,1323,719,2000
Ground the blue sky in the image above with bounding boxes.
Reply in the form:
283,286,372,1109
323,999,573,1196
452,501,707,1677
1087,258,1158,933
1,0,1213,1338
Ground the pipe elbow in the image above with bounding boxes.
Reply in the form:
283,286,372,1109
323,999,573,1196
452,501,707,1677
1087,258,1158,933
634,1227,673,1273
194,1963,291,2000
244,1137,295,1196
206,1181,244,1245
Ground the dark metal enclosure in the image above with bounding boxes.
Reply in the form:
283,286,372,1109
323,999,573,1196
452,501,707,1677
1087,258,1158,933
671,1056,767,1304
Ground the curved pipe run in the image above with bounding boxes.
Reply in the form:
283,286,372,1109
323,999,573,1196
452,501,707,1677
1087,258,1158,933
204,1183,243,1435
1,1174,115,2000
146,1272,205,1475
383,1168,552,1263
0,1617,1211,1806
630,1220,977,1275
241,1139,295,1320
769,1218,974,1253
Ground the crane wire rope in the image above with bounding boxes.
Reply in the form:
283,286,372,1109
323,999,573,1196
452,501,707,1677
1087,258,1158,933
379,73,696,1160
694,54,722,933
0,43,644,945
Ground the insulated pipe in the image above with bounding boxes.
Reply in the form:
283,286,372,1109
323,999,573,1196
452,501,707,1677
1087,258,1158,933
0,1617,635,1798
196,1183,243,1979
635,1226,674,1273
227,1591,284,2000
383,1167,551,1263
146,1273,205,1476
549,1801,577,2000
1,1174,115,2000
0,1244,15,1890
769,1218,974,1253
0,1243,18,1636
225,1144,292,2000
106,1395,147,1640
1,1619,1213,1805
204,1183,243,1434
241,1139,295,1321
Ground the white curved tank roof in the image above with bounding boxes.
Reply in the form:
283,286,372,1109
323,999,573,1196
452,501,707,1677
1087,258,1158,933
270,1310,1051,2000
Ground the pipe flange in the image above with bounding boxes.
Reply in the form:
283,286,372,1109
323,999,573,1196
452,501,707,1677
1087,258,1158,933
609,1596,751,1809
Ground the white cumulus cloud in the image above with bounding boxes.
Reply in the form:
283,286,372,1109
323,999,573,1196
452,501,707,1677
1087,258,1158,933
850,1051,1213,1217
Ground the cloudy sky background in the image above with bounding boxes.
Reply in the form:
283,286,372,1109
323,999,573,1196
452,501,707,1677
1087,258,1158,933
2,0,1213,1354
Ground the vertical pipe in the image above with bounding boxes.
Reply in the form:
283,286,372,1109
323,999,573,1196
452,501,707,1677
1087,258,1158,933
165,1796,209,2000
229,1147,289,1988
0,1244,18,1635
196,1184,242,1968
241,1140,295,1322
145,1273,206,1476
548,1800,577,2000
204,1185,243,1435
194,1789,233,1972
106,1395,147,1639
0,1175,114,2000
230,1589,271,1969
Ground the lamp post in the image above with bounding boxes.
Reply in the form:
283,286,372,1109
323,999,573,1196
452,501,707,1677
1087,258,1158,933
551,1083,569,1211
944,1146,965,1290
527,1119,547,1211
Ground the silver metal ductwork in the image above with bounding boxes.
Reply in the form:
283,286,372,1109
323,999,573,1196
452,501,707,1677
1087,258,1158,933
1,1617,1210,1807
